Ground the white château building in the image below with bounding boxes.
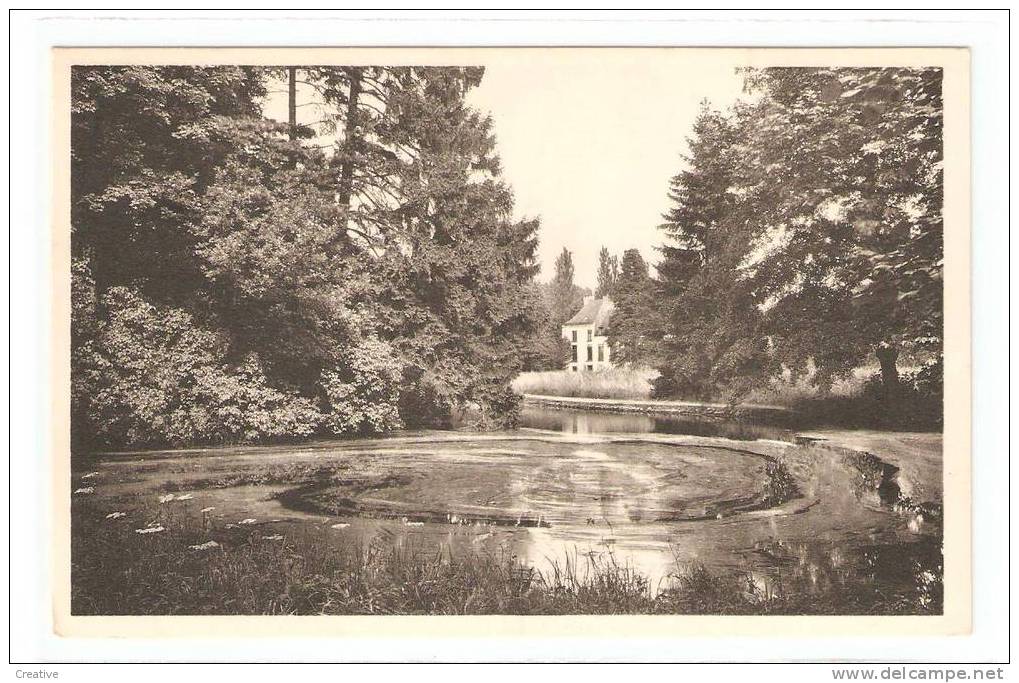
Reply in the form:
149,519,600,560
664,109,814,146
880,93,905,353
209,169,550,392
562,296,614,372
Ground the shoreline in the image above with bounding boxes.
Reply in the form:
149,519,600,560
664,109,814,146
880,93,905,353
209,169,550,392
520,393,791,419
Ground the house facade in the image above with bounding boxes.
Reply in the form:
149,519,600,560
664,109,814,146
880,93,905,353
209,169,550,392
562,296,614,372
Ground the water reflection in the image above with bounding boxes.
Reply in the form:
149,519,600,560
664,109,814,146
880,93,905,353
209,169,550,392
80,411,942,614
520,404,791,442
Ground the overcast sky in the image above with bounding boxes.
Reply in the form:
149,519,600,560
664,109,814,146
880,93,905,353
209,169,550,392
265,53,749,289
467,55,747,288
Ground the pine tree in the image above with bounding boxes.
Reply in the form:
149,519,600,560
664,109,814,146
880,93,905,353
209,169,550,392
70,64,545,446
607,249,659,367
655,103,772,400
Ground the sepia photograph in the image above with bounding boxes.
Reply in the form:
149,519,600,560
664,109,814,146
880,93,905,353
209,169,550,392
56,46,971,627
57,46,970,628
3,4,1012,671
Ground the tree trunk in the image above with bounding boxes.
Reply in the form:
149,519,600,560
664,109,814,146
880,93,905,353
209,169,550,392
875,342,900,400
337,67,362,212
287,67,297,140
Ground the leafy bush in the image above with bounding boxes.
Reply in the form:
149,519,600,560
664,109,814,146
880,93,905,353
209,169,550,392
320,337,403,435
396,365,522,431
190,355,322,444
77,286,322,447
788,363,942,431
71,258,103,451
650,370,694,402
905,355,944,400
396,366,455,429
454,382,522,430
651,356,942,431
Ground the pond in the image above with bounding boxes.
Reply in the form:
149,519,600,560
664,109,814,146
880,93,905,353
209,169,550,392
74,405,943,613
519,404,793,441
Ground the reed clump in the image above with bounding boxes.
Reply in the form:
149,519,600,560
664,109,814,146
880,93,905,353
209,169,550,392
511,368,659,401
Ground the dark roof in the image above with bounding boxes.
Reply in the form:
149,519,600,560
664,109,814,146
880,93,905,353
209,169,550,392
565,297,613,332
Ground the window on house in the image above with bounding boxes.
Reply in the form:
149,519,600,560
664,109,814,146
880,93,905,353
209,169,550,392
571,344,578,363
587,329,593,342
587,345,593,362
586,364,593,371
571,330,577,342
598,345,604,362
572,366,578,372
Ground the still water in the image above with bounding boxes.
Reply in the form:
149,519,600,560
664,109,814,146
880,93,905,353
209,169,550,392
519,404,792,442
77,406,942,611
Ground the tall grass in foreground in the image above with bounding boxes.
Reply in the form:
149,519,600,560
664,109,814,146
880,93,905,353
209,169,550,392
512,368,659,400
71,502,939,616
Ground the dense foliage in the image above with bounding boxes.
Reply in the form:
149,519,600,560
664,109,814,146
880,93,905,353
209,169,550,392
548,247,588,326
595,246,619,299
654,67,944,420
71,65,543,449
606,249,660,367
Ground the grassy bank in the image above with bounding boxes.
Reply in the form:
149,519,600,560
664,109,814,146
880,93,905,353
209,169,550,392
512,367,865,405
72,501,940,616
512,368,658,401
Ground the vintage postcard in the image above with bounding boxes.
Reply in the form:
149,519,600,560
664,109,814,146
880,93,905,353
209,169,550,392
52,46,970,638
